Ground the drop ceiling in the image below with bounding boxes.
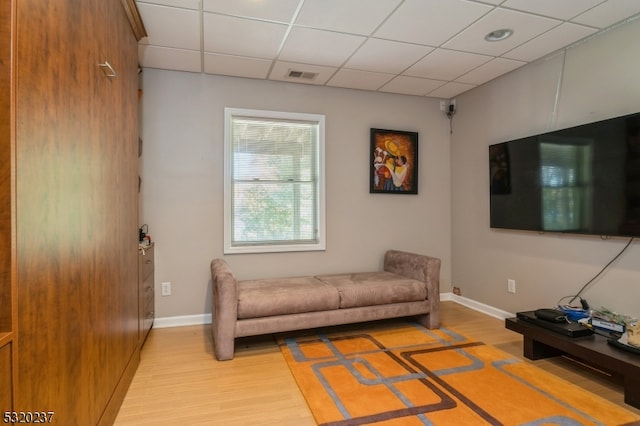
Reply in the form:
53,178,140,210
136,0,640,99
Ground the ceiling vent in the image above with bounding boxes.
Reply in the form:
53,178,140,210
287,70,318,80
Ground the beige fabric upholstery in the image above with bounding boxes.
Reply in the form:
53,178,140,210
315,271,426,309
238,276,339,319
210,250,440,360
210,259,239,361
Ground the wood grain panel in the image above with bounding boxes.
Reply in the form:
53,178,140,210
14,0,140,424
0,343,12,410
0,0,13,335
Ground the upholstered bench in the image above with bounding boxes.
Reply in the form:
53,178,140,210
210,250,440,360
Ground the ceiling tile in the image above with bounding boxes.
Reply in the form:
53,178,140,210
404,49,492,80
137,0,640,98
138,45,202,73
503,22,598,61
136,0,199,10
279,27,366,67
502,0,604,20
374,0,493,46
456,57,524,85
379,75,446,96
327,69,395,91
344,38,433,74
269,61,337,85
202,0,300,23
572,0,640,28
203,14,288,59
137,3,200,50
427,81,476,99
295,0,402,35
204,53,272,79
444,8,561,56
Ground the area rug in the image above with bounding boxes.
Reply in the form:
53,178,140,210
279,322,640,426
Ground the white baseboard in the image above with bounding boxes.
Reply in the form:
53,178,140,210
153,313,212,328
446,294,515,320
440,292,454,302
153,292,513,329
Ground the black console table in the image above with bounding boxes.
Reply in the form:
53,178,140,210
506,317,640,409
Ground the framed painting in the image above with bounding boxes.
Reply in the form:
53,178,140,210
370,128,418,194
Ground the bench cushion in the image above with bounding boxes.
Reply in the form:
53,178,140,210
315,271,426,309
237,276,340,319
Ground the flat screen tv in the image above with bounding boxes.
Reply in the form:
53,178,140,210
489,112,640,237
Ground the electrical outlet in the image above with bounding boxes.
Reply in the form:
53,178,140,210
507,279,516,294
161,281,172,296
440,100,447,111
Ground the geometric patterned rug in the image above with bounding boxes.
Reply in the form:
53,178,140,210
279,322,640,425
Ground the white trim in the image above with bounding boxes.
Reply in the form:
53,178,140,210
448,294,515,320
153,314,212,328
152,294,513,329
223,107,326,254
440,292,454,301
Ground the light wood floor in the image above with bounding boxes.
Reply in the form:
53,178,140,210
114,301,640,425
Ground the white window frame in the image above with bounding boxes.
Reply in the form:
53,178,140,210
223,107,326,254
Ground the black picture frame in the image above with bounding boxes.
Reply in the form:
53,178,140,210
370,128,418,194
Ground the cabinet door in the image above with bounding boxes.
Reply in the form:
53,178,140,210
15,0,140,424
0,0,15,411
0,343,12,411
0,0,13,337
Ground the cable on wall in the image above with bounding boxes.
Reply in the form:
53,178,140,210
549,49,566,132
557,237,635,309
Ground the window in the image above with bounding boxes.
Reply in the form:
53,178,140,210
540,139,592,231
224,108,325,254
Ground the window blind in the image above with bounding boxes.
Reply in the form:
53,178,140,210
229,116,319,247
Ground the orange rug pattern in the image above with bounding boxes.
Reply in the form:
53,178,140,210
279,323,640,425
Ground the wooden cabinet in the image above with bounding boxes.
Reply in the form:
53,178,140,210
0,343,12,411
2,0,147,424
139,244,155,343
0,0,16,413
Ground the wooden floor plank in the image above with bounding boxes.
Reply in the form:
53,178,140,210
114,301,640,425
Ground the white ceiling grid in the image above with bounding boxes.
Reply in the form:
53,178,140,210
136,0,640,98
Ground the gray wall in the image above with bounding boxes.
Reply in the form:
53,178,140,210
142,17,640,321
140,72,452,318
451,18,640,316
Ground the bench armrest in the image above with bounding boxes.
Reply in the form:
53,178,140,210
210,258,239,360
384,250,440,327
